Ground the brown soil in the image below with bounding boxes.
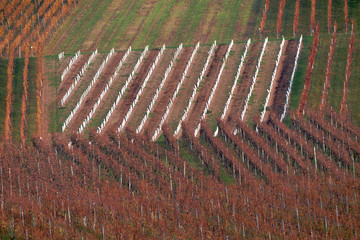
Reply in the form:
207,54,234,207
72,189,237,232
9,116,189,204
271,39,299,117
244,41,280,122
79,51,141,133
57,56,72,75
186,44,229,133
227,42,262,122
165,45,211,133
57,54,91,101
127,48,176,130
66,52,125,133
58,54,106,125
141,46,194,137
207,43,245,124
104,50,160,132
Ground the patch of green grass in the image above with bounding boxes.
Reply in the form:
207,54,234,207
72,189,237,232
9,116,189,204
46,56,60,133
328,34,349,112
289,36,312,111
348,34,360,126
307,35,331,110
47,0,115,53
281,0,297,37
0,59,8,136
209,0,243,43
132,0,176,48
26,58,39,140
11,58,25,142
171,0,209,45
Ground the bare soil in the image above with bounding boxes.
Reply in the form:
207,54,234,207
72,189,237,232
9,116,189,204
141,46,194,137
165,45,211,133
85,51,141,132
58,54,107,125
207,43,245,127
186,44,229,133
57,56,72,75
66,52,125,133
271,39,299,117
226,42,263,122
104,50,160,132
127,48,176,130
244,40,280,122
57,54,91,101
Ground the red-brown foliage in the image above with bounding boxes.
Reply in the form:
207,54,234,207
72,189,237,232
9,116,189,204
0,122,359,239
319,22,337,116
36,40,43,137
0,0,78,57
341,22,354,115
20,43,30,144
311,0,316,34
293,0,300,36
327,0,332,33
4,45,14,142
297,23,320,116
259,0,270,38
344,0,349,32
276,0,286,38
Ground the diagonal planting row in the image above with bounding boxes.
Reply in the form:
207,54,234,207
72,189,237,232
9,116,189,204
105,49,160,132
240,38,268,120
174,41,217,136
62,48,115,131
60,50,81,82
193,41,234,136
136,44,183,134
78,47,132,133
268,114,342,176
150,44,200,140
279,36,303,121
97,46,149,133
214,39,251,136
117,45,166,132
260,37,285,122
290,112,360,173
60,49,97,106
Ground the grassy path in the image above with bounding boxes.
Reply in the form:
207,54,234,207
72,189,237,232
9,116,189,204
0,59,8,136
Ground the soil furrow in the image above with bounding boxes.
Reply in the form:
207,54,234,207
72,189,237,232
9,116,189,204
186,44,229,133
57,54,91,101
227,42,263,122
207,43,245,129
66,52,125,133
163,45,211,133
105,49,160,132
244,40,280,122
85,51,141,132
142,46,194,137
271,39,299,117
127,48,176,130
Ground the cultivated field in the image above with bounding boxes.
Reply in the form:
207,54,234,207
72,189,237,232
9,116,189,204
0,0,360,238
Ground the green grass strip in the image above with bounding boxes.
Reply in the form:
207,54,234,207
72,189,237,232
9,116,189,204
0,59,8,136
11,58,25,142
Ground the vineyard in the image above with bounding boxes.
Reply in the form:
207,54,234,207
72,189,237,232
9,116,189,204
1,0,360,238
